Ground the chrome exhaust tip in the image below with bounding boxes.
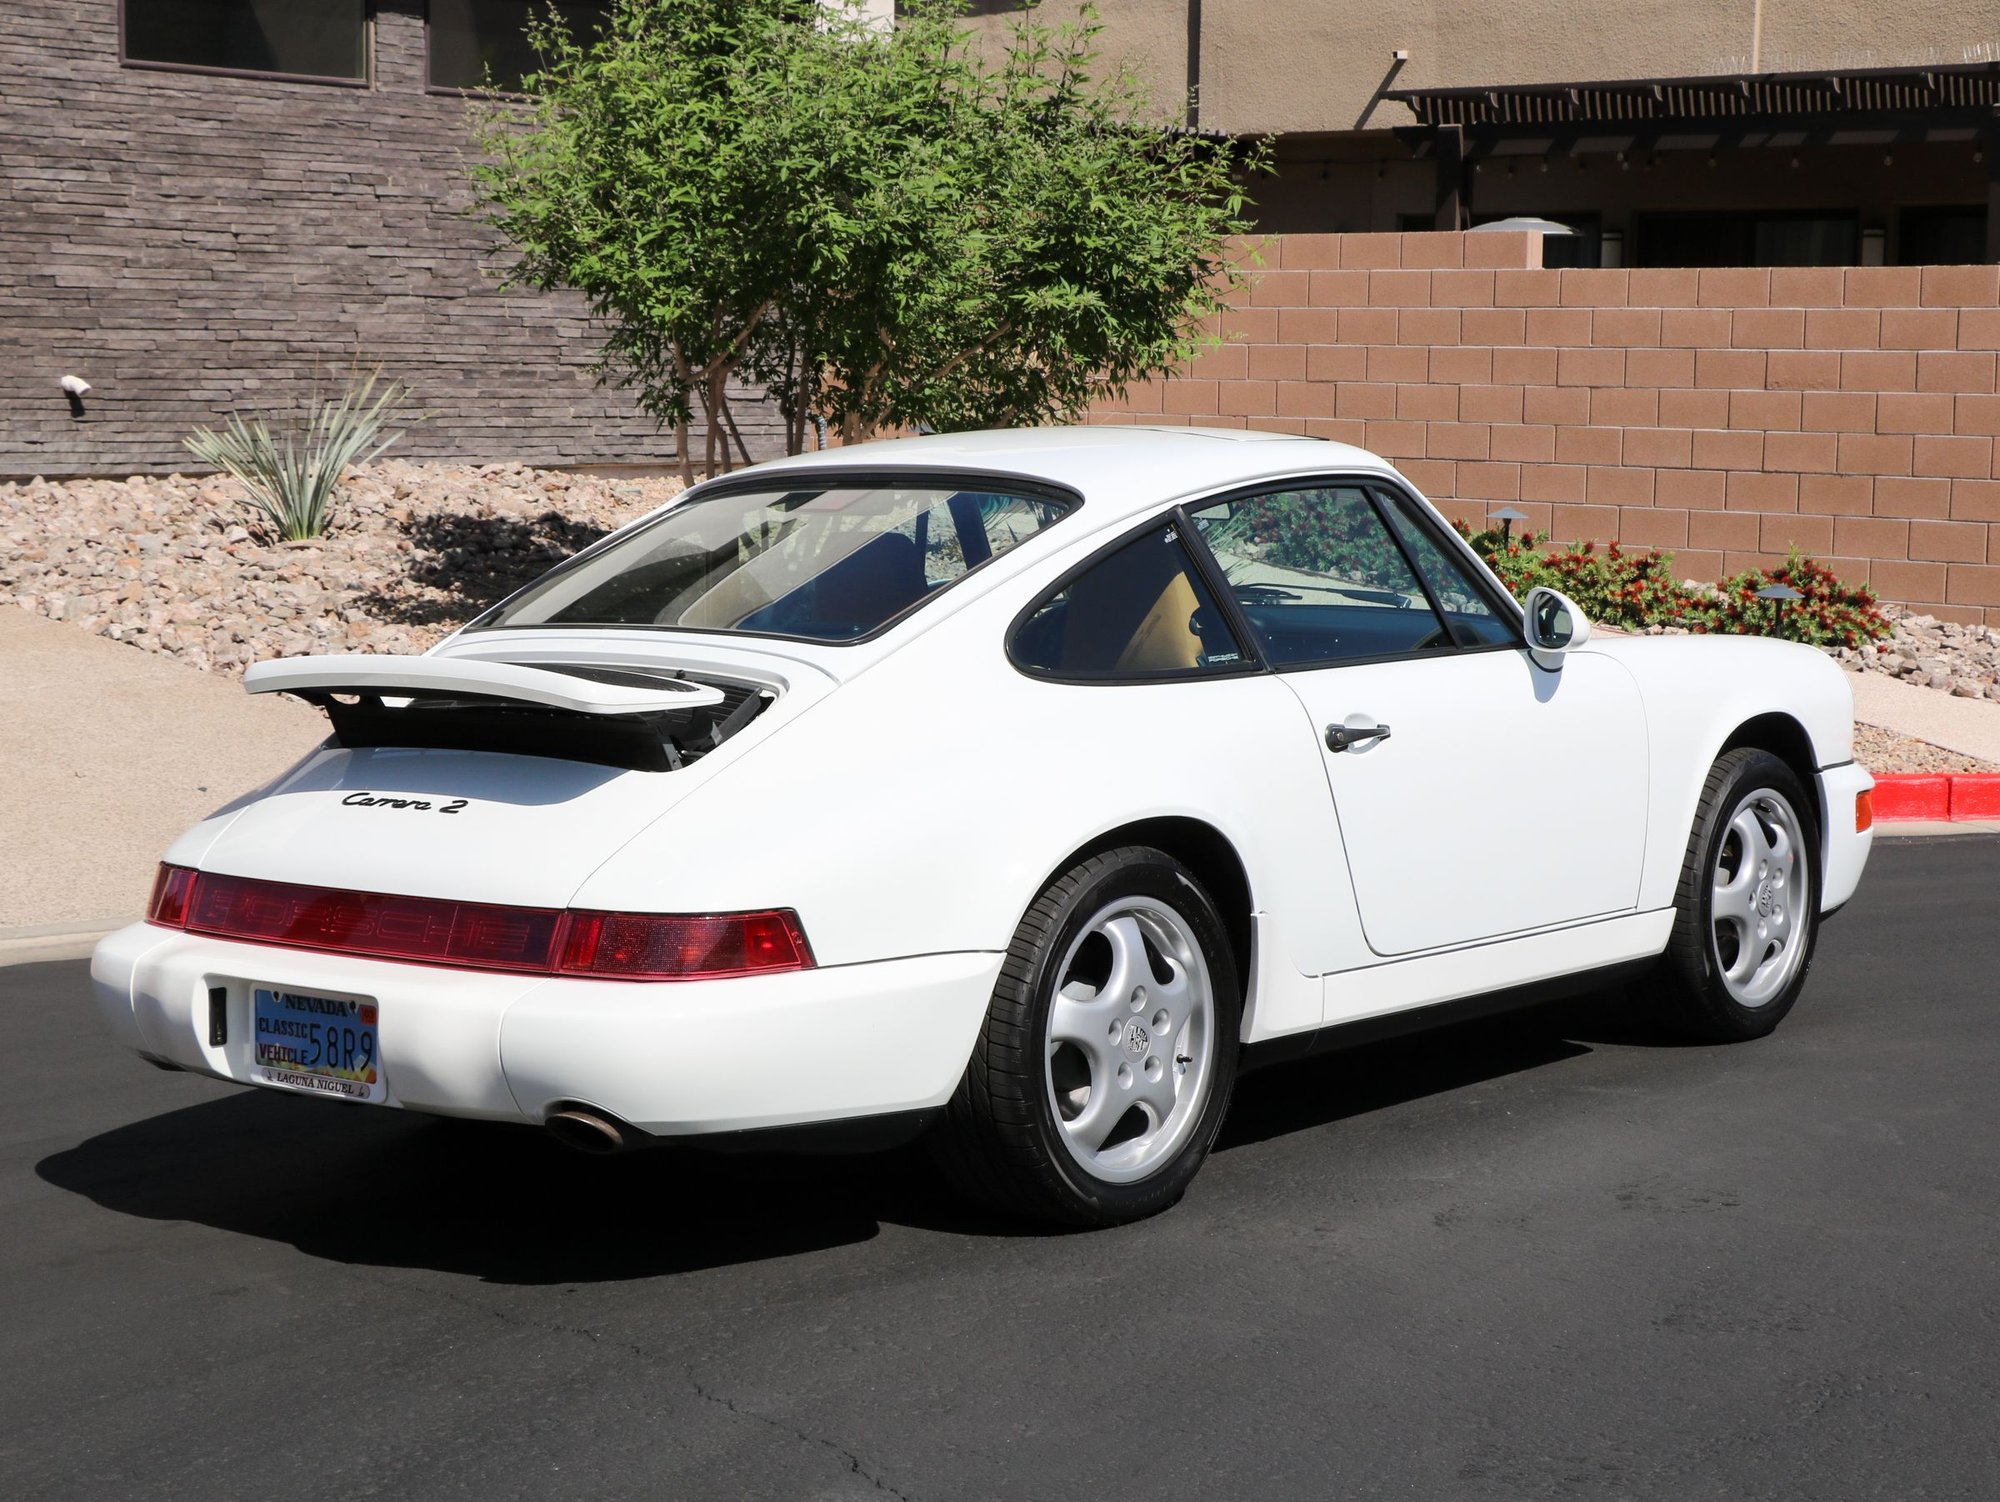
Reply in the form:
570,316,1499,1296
545,1107,629,1155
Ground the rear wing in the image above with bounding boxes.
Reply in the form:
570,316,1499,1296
244,654,750,772
244,654,725,715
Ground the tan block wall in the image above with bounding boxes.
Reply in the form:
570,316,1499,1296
1094,232,2000,625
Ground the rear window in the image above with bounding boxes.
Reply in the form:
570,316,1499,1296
478,477,1074,643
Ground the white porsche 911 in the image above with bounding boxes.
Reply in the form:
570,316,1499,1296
93,427,1874,1225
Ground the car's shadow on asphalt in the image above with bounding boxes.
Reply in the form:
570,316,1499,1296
37,985,1680,1283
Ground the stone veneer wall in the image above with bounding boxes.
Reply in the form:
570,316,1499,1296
1096,231,2000,627
0,0,778,477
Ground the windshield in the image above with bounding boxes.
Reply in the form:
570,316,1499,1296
478,476,1075,643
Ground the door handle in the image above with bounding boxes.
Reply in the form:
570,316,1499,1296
1325,721,1392,753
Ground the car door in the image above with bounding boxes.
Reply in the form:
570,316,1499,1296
1184,480,1649,962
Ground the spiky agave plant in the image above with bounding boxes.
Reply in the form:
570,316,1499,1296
185,367,412,541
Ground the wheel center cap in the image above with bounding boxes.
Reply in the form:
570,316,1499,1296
1754,876,1778,916
1123,1020,1150,1056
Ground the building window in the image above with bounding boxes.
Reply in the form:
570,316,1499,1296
428,0,611,92
1900,207,1986,266
122,0,368,83
1635,211,1860,268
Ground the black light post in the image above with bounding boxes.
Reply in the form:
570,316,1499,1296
1756,582,1803,639
1490,506,1527,546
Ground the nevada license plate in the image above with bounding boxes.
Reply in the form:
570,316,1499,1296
252,987,384,1103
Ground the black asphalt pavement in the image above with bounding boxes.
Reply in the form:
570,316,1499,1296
5,837,1998,1500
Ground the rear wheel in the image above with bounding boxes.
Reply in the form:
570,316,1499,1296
1655,749,1821,1041
932,847,1240,1227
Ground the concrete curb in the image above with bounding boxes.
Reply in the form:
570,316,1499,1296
1870,772,2000,822
0,917,129,969
1874,819,2000,838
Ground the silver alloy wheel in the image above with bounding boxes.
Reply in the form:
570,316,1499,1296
1043,897,1218,1185
1710,787,1812,1007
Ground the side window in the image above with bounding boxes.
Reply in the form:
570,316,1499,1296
1187,487,1452,667
1372,488,1519,649
1012,522,1248,680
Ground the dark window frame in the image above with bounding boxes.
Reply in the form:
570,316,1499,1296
463,466,1084,648
119,0,373,88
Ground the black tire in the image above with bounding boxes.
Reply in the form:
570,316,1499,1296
1654,748,1822,1042
930,847,1241,1228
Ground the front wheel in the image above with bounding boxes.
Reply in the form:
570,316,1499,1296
931,847,1240,1227
1655,748,1822,1041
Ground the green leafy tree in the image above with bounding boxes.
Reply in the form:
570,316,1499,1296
468,0,1262,478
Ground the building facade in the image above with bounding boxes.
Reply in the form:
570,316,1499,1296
971,2,2000,264
0,1,785,479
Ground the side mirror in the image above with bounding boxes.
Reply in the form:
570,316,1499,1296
1523,586,1591,670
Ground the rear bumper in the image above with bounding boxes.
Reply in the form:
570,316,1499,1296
1817,761,1875,915
90,923,1001,1135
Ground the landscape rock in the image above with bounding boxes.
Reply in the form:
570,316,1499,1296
0,460,683,673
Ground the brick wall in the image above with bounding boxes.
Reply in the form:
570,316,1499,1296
1096,231,2000,626
0,1,778,478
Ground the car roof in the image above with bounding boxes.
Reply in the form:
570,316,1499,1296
739,425,1403,527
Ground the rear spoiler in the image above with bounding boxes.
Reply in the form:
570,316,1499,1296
244,654,735,772
244,654,725,715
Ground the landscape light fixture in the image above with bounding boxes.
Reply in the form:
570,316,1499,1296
1756,582,1803,636
1491,506,1528,544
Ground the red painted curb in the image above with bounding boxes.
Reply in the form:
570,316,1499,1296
1871,774,1949,821
1949,773,2000,821
1868,772,2000,822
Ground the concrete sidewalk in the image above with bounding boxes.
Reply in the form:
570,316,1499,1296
0,607,323,935
1849,670,2000,764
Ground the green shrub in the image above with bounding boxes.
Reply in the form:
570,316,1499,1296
185,367,411,542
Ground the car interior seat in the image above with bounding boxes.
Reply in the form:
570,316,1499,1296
808,531,927,633
1058,534,1205,675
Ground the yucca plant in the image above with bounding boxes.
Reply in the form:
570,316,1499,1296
185,367,412,541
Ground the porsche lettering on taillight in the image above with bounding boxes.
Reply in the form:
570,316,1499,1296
139,864,812,980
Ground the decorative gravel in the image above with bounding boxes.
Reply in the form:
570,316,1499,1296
0,461,682,673
1852,724,1999,775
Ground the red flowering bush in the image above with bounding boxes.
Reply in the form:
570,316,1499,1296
1453,524,1892,646
1681,549,1892,649
1454,523,1696,631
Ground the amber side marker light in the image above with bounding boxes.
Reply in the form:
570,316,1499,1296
141,864,813,980
1855,789,1874,833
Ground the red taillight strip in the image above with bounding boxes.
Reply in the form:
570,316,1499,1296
144,864,812,980
559,909,814,980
